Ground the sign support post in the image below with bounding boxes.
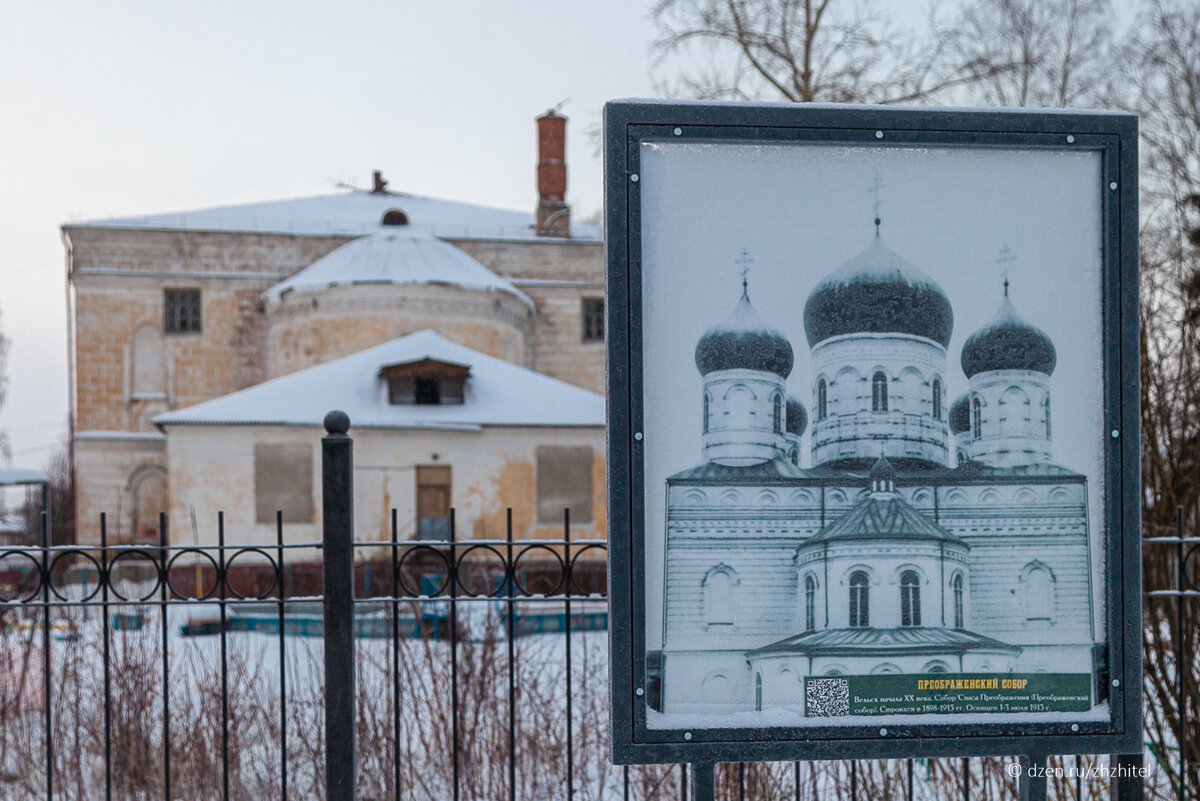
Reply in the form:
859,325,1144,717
1018,756,1047,801
688,763,715,801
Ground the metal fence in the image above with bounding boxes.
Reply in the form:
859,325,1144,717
0,416,1190,800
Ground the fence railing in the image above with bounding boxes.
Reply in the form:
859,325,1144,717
0,413,1191,799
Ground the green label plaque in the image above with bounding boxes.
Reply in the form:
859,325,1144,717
804,674,1093,717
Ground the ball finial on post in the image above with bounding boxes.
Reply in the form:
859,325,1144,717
324,410,351,435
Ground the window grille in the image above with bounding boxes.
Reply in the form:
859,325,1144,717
582,298,604,342
164,289,201,333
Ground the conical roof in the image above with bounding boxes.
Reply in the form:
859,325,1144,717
868,453,898,484
694,285,794,378
801,492,967,548
263,229,532,306
960,294,1056,378
804,236,953,348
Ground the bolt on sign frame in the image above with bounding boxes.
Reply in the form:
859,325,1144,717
604,100,1141,767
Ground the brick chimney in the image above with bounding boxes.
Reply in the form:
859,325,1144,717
536,111,570,237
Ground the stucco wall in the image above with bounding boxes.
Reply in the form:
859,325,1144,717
161,423,606,558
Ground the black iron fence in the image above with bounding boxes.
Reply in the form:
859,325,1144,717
0,414,1190,800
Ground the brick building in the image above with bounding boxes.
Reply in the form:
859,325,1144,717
63,112,605,546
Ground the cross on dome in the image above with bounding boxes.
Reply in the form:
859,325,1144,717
735,247,754,295
996,245,1016,297
869,173,885,236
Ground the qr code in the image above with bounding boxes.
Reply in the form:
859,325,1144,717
806,678,850,717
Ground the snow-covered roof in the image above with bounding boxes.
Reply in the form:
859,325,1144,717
0,468,49,486
68,190,602,243
153,330,604,430
263,229,532,307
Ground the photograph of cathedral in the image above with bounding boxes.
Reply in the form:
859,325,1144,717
635,141,1108,726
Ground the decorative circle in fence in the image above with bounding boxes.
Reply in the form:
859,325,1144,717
1184,544,1200,592
49,550,103,603
455,544,508,597
166,548,221,600
512,545,565,597
568,544,607,595
396,546,452,597
224,547,280,600
0,550,43,602
107,549,164,602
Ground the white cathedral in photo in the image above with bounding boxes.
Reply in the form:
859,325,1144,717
656,225,1101,717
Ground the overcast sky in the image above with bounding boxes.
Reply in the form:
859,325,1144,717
0,0,1138,472
0,0,660,468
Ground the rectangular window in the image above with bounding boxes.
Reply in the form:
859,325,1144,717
582,298,604,342
416,466,452,540
254,443,314,524
164,289,202,333
536,445,593,523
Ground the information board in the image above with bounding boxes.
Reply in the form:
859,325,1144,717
604,101,1142,764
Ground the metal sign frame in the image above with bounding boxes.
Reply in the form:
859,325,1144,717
604,100,1141,765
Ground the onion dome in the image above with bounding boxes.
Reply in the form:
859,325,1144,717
695,284,794,378
960,294,1056,378
948,393,971,435
785,397,807,436
803,237,953,348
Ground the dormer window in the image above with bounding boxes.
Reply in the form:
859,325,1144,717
381,209,409,226
379,358,468,405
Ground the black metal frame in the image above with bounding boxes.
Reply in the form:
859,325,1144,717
603,100,1143,765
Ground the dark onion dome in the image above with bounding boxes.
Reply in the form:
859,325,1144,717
948,393,971,435
803,236,954,348
695,285,794,378
785,397,807,436
960,295,1057,378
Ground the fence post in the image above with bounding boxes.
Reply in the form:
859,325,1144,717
323,410,356,801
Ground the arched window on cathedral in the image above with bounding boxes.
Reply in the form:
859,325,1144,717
999,386,1032,436
788,446,799,466
900,570,921,627
773,393,783,433
849,571,870,628
755,673,763,711
932,378,943,420
1022,563,1055,622
804,575,816,632
1043,395,1051,438
971,397,982,439
871,372,888,412
817,379,827,420
703,393,710,434
704,565,736,625
952,573,965,629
